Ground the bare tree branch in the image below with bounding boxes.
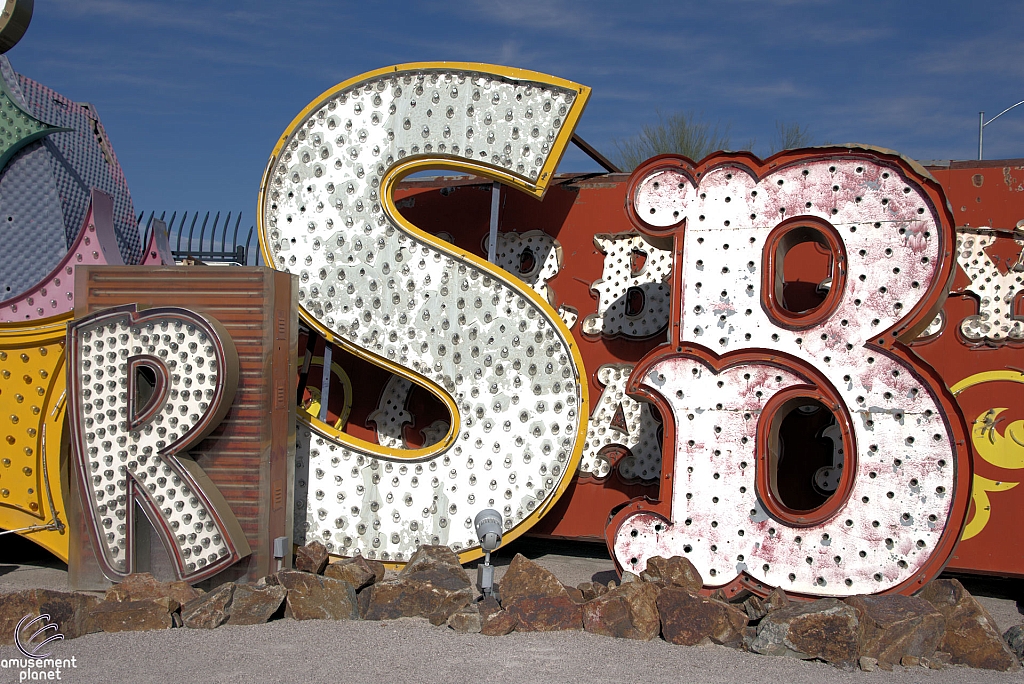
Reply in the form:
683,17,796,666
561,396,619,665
612,110,742,171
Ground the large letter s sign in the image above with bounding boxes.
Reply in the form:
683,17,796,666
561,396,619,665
259,64,590,563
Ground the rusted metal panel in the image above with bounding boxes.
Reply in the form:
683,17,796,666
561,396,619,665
68,266,296,588
928,159,1024,230
907,160,1024,577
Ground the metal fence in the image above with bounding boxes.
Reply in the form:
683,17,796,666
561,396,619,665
137,211,262,266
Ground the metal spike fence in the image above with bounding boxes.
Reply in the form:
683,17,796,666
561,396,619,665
137,210,262,266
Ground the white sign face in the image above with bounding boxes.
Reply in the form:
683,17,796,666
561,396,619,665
610,151,970,597
581,233,673,339
955,231,1024,343
261,64,592,562
68,304,250,583
579,364,661,482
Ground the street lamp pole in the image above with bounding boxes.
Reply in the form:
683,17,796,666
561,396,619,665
978,100,1024,160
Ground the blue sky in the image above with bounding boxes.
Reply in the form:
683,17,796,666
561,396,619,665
9,0,1024,219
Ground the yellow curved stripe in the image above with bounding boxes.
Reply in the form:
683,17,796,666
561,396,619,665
950,369,1024,395
962,475,1018,541
950,371,1024,541
970,408,1024,470
298,356,353,429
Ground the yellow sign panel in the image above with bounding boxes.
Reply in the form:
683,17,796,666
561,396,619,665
0,315,70,560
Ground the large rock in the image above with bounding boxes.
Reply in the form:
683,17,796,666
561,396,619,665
398,545,470,589
844,594,945,667
1005,625,1024,661
657,587,747,647
363,557,387,584
479,596,518,636
500,554,582,632
227,584,286,626
764,587,789,612
918,579,1019,671
294,541,330,574
325,557,378,591
564,584,586,605
447,603,482,633
742,587,790,621
749,598,859,668
270,570,358,621
583,581,661,640
360,579,475,625
640,556,703,594
103,572,201,606
359,545,474,625
577,581,609,602
91,597,180,632
181,584,235,629
0,589,101,643
742,595,767,621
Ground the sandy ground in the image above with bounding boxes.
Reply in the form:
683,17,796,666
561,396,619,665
1,537,1022,684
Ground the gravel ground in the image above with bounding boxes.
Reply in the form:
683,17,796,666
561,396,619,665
1,537,1022,684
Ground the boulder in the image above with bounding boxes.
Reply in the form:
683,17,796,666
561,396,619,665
900,655,921,667
583,581,661,640
103,572,201,606
399,545,472,590
499,554,582,632
325,556,378,591
764,587,789,613
743,595,767,621
294,540,329,574
1004,625,1024,661
748,598,859,668
640,556,703,593
564,584,586,605
227,584,286,626
447,603,482,633
577,581,609,602
270,570,358,621
918,579,1019,671
741,587,788,621
360,579,474,625
359,545,474,625
91,597,180,632
479,596,518,636
364,558,386,584
181,584,235,629
0,589,101,643
477,595,501,620
844,594,945,667
657,587,747,647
